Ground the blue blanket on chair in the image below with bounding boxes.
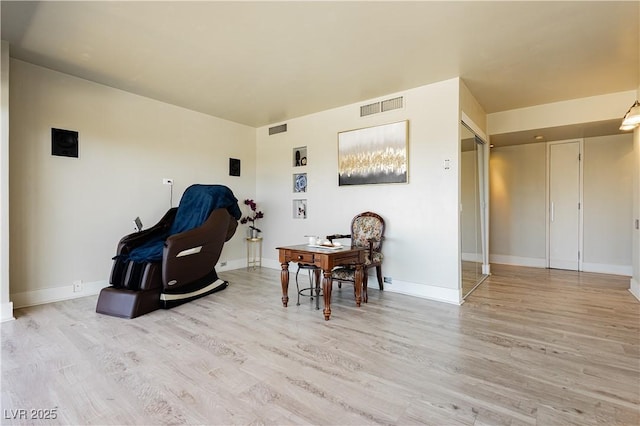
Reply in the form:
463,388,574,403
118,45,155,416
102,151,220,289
126,184,242,263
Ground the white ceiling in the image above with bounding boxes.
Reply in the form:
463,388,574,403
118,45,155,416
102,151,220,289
2,1,639,140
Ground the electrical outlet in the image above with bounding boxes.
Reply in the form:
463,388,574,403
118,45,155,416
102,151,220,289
162,178,173,185
383,276,392,284
73,280,83,292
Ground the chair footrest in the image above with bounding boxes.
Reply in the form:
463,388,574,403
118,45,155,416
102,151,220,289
96,287,161,319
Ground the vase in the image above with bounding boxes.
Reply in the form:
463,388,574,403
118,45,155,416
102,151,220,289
248,227,260,239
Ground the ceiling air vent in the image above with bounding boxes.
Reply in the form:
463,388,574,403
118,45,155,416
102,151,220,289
360,102,381,117
381,96,403,112
268,123,287,135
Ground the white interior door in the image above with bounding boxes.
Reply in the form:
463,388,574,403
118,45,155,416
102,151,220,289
548,141,582,271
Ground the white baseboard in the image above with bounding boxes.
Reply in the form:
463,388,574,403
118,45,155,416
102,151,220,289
489,254,546,268
9,257,463,310
490,255,632,277
11,280,107,309
10,258,257,311
461,252,482,262
261,259,461,305
630,278,640,302
379,278,461,305
1,301,14,322
581,262,632,276
217,258,247,272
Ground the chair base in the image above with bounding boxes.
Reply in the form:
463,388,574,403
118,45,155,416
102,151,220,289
296,264,322,310
96,270,229,318
161,278,229,309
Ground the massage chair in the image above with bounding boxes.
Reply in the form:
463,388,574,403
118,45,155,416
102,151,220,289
96,184,241,319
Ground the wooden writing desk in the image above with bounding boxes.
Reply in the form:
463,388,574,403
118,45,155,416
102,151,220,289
276,244,366,320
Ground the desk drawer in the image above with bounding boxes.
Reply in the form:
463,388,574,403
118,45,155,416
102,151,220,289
332,252,362,264
292,252,315,263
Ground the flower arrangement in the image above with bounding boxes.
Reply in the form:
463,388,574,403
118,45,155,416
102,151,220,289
240,199,264,234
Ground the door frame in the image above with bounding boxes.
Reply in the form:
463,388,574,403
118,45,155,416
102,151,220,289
545,139,584,271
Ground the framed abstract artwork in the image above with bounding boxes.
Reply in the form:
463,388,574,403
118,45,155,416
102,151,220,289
337,120,408,186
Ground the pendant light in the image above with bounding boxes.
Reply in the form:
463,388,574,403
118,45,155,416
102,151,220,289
620,100,640,130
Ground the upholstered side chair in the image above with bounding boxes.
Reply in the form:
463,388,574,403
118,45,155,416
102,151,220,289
327,211,385,303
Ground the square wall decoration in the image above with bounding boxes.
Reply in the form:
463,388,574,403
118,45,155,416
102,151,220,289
51,128,79,158
229,158,241,176
338,120,408,186
293,199,307,219
293,173,307,193
293,146,307,167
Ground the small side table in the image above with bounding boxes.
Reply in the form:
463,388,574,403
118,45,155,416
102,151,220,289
246,237,263,269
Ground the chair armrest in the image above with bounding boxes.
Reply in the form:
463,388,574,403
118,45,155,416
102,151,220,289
366,236,384,245
116,208,178,255
365,236,384,262
326,233,351,243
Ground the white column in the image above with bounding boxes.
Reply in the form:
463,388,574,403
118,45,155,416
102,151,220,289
1,41,14,321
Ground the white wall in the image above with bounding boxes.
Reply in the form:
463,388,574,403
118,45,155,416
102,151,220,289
255,79,462,304
489,143,547,267
583,135,634,275
489,135,634,274
460,80,487,136
488,91,637,135
1,41,12,321
8,59,256,308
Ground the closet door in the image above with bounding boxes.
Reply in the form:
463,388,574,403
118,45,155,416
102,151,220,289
548,140,582,270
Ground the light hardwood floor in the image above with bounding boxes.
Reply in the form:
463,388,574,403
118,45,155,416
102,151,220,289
461,261,486,298
2,265,638,425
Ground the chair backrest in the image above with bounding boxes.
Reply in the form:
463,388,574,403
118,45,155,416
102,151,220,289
169,184,241,235
350,212,385,252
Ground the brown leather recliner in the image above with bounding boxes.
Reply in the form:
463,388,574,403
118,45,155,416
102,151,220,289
96,184,240,319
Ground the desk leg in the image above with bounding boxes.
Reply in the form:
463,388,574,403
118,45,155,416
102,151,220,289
313,268,322,310
280,262,289,307
322,269,332,321
362,273,368,303
354,264,363,307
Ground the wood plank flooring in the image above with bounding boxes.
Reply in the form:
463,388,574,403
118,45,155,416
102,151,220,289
461,261,486,298
2,264,638,425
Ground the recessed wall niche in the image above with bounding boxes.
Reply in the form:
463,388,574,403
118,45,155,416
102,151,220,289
293,173,307,193
293,199,307,219
293,146,307,167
